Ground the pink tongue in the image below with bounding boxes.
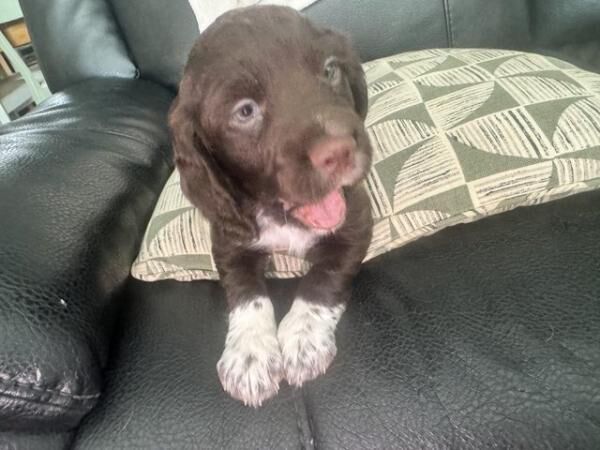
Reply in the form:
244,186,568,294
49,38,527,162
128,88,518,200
291,190,346,230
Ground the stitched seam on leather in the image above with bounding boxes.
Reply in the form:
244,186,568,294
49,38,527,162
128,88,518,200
442,0,455,47
293,395,306,450
0,379,101,400
293,388,315,450
103,0,140,78
447,0,456,47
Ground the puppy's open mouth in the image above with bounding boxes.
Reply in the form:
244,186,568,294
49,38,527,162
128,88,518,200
285,189,346,231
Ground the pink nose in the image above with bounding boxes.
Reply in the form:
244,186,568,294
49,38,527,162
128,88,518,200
308,136,356,176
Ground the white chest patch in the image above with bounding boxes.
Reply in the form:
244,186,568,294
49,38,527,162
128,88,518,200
251,211,328,257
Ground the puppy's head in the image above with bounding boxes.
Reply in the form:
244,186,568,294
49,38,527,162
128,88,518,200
171,5,371,234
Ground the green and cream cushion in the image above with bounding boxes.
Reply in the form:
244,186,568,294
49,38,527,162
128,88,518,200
132,48,600,282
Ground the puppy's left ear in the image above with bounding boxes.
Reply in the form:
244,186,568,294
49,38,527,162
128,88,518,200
318,25,369,120
346,57,369,120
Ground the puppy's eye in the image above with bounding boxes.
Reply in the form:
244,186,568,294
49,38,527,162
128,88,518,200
324,58,341,85
231,99,262,125
239,103,255,118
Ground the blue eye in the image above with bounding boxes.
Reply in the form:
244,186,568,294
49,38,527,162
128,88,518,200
239,103,254,118
324,58,341,84
232,99,261,125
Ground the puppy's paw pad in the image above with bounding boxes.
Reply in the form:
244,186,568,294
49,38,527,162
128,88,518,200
217,332,283,407
278,300,345,387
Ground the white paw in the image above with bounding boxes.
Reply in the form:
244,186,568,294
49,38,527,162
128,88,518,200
217,297,283,407
277,299,345,387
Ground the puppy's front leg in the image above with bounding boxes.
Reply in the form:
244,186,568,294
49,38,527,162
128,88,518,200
214,247,282,407
278,189,372,386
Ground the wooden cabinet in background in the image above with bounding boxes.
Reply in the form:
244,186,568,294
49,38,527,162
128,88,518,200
2,20,31,47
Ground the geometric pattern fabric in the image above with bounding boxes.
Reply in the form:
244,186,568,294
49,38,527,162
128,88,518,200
132,49,600,281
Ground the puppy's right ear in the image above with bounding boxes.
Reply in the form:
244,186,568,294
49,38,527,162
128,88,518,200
169,77,257,244
345,55,369,121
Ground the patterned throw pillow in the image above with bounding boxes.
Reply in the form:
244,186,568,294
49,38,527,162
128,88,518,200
132,49,600,282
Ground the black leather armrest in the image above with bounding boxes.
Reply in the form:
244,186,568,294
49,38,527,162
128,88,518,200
0,78,173,430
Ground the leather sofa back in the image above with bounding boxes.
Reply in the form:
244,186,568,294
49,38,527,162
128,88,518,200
20,0,600,92
19,0,137,93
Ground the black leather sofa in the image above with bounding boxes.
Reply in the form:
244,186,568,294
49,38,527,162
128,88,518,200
1,1,599,448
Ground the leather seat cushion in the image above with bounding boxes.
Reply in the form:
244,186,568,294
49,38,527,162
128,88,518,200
73,190,600,449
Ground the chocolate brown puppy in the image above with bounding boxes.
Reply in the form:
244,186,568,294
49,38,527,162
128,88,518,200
170,5,373,407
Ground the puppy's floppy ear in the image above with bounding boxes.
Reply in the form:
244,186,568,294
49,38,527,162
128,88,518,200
346,57,369,120
169,76,257,244
317,26,369,120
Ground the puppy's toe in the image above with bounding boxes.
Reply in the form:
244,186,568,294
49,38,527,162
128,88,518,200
278,299,345,387
217,331,283,407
